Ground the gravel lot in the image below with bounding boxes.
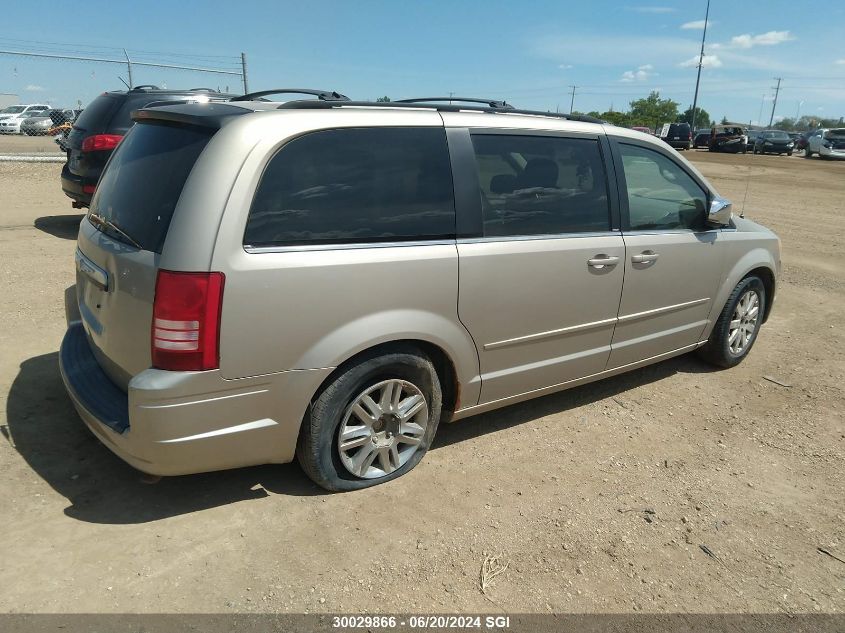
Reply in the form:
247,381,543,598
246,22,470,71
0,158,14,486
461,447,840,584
0,148,842,615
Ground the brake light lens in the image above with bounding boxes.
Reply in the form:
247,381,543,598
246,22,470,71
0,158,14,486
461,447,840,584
152,271,225,371
82,184,96,194
81,134,123,152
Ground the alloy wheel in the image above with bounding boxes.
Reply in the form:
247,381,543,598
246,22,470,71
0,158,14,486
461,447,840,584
337,379,429,479
728,290,760,355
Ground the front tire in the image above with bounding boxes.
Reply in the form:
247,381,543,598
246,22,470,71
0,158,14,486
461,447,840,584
297,346,442,491
698,276,766,368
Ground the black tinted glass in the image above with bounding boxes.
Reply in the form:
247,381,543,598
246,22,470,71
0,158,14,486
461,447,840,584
245,127,455,247
89,122,213,252
73,94,119,132
470,134,610,237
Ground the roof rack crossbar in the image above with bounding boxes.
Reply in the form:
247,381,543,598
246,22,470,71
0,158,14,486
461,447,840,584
395,96,513,110
274,99,603,123
231,88,350,102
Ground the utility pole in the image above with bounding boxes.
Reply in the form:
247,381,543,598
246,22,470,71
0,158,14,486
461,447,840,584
568,85,578,114
241,52,249,94
690,0,710,131
795,99,804,122
768,77,782,127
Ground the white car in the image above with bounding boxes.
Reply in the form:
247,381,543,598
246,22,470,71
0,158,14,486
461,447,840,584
0,104,51,134
805,128,845,160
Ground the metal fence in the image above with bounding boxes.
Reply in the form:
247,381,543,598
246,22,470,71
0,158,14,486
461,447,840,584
0,41,247,152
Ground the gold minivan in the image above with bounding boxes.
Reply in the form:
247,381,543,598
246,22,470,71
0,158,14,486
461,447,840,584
60,91,780,490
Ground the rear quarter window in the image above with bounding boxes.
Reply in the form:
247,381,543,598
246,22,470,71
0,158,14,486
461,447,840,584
89,122,213,253
244,127,456,247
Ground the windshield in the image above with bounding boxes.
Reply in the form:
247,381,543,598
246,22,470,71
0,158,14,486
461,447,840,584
89,122,213,252
761,131,789,139
1,106,26,114
825,129,845,138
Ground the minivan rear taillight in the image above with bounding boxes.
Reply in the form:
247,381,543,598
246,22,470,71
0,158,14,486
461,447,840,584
81,134,123,152
152,271,225,371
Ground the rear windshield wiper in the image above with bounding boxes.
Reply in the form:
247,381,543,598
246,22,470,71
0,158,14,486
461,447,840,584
88,212,143,250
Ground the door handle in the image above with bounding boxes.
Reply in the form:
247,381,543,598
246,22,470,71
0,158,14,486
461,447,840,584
587,255,620,268
631,251,660,264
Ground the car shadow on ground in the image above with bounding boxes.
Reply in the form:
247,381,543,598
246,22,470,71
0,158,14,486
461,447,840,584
33,214,84,240
5,350,716,525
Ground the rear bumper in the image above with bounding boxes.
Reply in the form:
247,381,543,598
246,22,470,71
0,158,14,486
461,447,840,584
59,322,331,476
60,163,93,206
819,146,845,159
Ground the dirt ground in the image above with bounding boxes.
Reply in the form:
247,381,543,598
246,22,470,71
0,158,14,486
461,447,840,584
0,134,63,154
0,149,842,616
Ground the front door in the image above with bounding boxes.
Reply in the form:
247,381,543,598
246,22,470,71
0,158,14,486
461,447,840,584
608,140,725,368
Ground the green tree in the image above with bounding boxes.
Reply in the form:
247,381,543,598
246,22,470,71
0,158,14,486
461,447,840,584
376,96,391,102
679,106,711,129
628,91,679,129
600,110,631,127
720,115,729,124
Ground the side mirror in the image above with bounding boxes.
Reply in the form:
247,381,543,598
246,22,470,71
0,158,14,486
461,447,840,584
708,196,732,226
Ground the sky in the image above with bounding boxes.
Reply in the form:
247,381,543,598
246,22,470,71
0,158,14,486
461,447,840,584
1,0,843,126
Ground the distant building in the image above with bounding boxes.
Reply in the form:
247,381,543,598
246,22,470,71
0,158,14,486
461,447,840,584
0,93,19,109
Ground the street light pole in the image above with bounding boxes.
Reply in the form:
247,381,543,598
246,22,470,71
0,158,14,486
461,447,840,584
690,0,710,131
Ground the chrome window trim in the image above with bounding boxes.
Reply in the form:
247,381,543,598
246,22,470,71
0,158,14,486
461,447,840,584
244,239,457,254
458,230,620,245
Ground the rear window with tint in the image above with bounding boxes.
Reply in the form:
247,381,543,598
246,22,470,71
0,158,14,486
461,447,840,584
72,94,120,132
244,127,455,247
89,122,212,252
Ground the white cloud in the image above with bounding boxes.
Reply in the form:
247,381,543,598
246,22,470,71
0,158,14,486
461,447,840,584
24,84,44,91
681,20,712,30
621,64,656,82
631,5,676,13
836,59,845,65
729,31,794,49
679,54,722,69
558,64,573,69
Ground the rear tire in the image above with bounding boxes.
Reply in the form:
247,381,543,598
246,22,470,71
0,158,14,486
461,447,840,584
296,346,442,491
804,149,813,158
698,276,766,369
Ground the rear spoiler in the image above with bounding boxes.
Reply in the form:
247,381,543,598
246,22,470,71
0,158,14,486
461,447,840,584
131,102,250,129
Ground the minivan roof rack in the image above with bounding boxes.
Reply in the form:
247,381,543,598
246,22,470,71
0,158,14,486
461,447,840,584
274,99,603,123
129,85,160,92
231,88,350,102
395,97,513,110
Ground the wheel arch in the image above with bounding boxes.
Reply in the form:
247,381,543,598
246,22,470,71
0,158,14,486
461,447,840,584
318,339,462,416
704,249,778,339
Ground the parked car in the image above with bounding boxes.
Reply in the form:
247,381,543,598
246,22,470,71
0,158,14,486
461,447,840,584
0,103,50,134
659,122,692,150
630,126,653,135
61,86,232,208
693,128,711,148
752,130,794,155
59,90,780,491
21,109,78,136
805,128,845,160
709,124,748,153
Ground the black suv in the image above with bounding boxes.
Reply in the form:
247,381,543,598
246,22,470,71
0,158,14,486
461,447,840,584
61,86,232,208
659,122,692,150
